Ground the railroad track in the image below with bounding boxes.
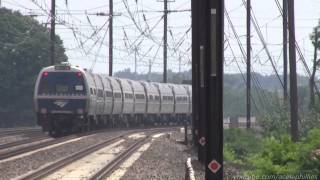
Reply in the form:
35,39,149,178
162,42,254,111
90,132,151,180
0,128,41,137
0,134,79,161
0,135,50,151
18,128,171,180
0,128,130,161
0,128,112,161
19,131,135,180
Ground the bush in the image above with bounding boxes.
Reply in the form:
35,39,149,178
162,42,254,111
224,144,236,162
246,128,320,176
224,128,262,162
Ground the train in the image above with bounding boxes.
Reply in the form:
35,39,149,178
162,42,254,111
34,62,192,136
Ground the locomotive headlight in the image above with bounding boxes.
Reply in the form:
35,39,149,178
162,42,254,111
40,108,47,114
77,108,84,114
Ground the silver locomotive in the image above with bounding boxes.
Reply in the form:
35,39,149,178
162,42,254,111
34,63,192,136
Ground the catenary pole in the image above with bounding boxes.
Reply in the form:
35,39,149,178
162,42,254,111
109,0,113,76
246,0,251,129
288,0,299,142
50,0,56,65
163,0,168,83
283,0,288,102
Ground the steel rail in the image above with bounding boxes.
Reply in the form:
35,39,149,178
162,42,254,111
18,131,140,180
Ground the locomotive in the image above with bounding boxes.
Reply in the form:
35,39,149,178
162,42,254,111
34,63,192,136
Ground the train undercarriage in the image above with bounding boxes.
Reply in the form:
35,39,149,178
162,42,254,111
37,113,191,137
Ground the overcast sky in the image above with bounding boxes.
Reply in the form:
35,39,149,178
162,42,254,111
1,0,320,77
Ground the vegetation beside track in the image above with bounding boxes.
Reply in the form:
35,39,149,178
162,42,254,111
224,128,320,177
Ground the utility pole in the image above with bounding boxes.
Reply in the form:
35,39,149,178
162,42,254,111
246,0,251,129
179,55,181,74
197,0,208,164
134,47,138,76
148,59,152,81
109,0,113,76
191,0,201,161
288,0,299,142
50,0,56,65
283,0,288,102
163,0,168,83
206,0,224,178
193,0,224,178
310,27,319,108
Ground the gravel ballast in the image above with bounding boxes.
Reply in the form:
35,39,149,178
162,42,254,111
120,130,205,180
0,130,128,180
0,135,28,146
119,130,246,179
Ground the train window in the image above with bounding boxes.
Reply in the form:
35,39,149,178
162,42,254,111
125,93,133,99
149,95,153,100
114,92,121,98
168,96,173,101
163,96,167,101
38,72,86,95
135,94,145,99
98,89,103,97
106,91,112,97
90,88,93,95
155,96,160,100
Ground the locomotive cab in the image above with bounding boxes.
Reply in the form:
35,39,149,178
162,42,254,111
34,63,89,136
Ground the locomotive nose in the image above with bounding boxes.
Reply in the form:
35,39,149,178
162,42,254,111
38,98,87,114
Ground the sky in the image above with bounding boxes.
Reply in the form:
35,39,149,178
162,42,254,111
1,0,320,77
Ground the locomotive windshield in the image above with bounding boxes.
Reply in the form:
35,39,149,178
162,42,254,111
38,72,86,95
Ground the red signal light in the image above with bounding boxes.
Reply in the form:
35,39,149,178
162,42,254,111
43,72,49,77
76,72,82,77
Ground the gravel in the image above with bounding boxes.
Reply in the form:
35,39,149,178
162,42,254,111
0,135,28,146
109,129,246,180
120,130,205,180
0,130,129,180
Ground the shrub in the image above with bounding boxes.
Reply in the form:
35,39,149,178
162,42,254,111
224,128,262,161
246,128,320,176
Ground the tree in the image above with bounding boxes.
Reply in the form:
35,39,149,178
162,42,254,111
0,8,67,127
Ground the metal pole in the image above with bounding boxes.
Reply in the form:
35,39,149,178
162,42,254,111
135,47,137,76
310,28,318,108
246,0,251,129
50,0,56,65
191,0,200,157
198,0,208,164
163,0,168,83
179,55,181,74
206,0,224,179
288,0,299,142
109,0,113,76
148,59,152,81
283,0,288,102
